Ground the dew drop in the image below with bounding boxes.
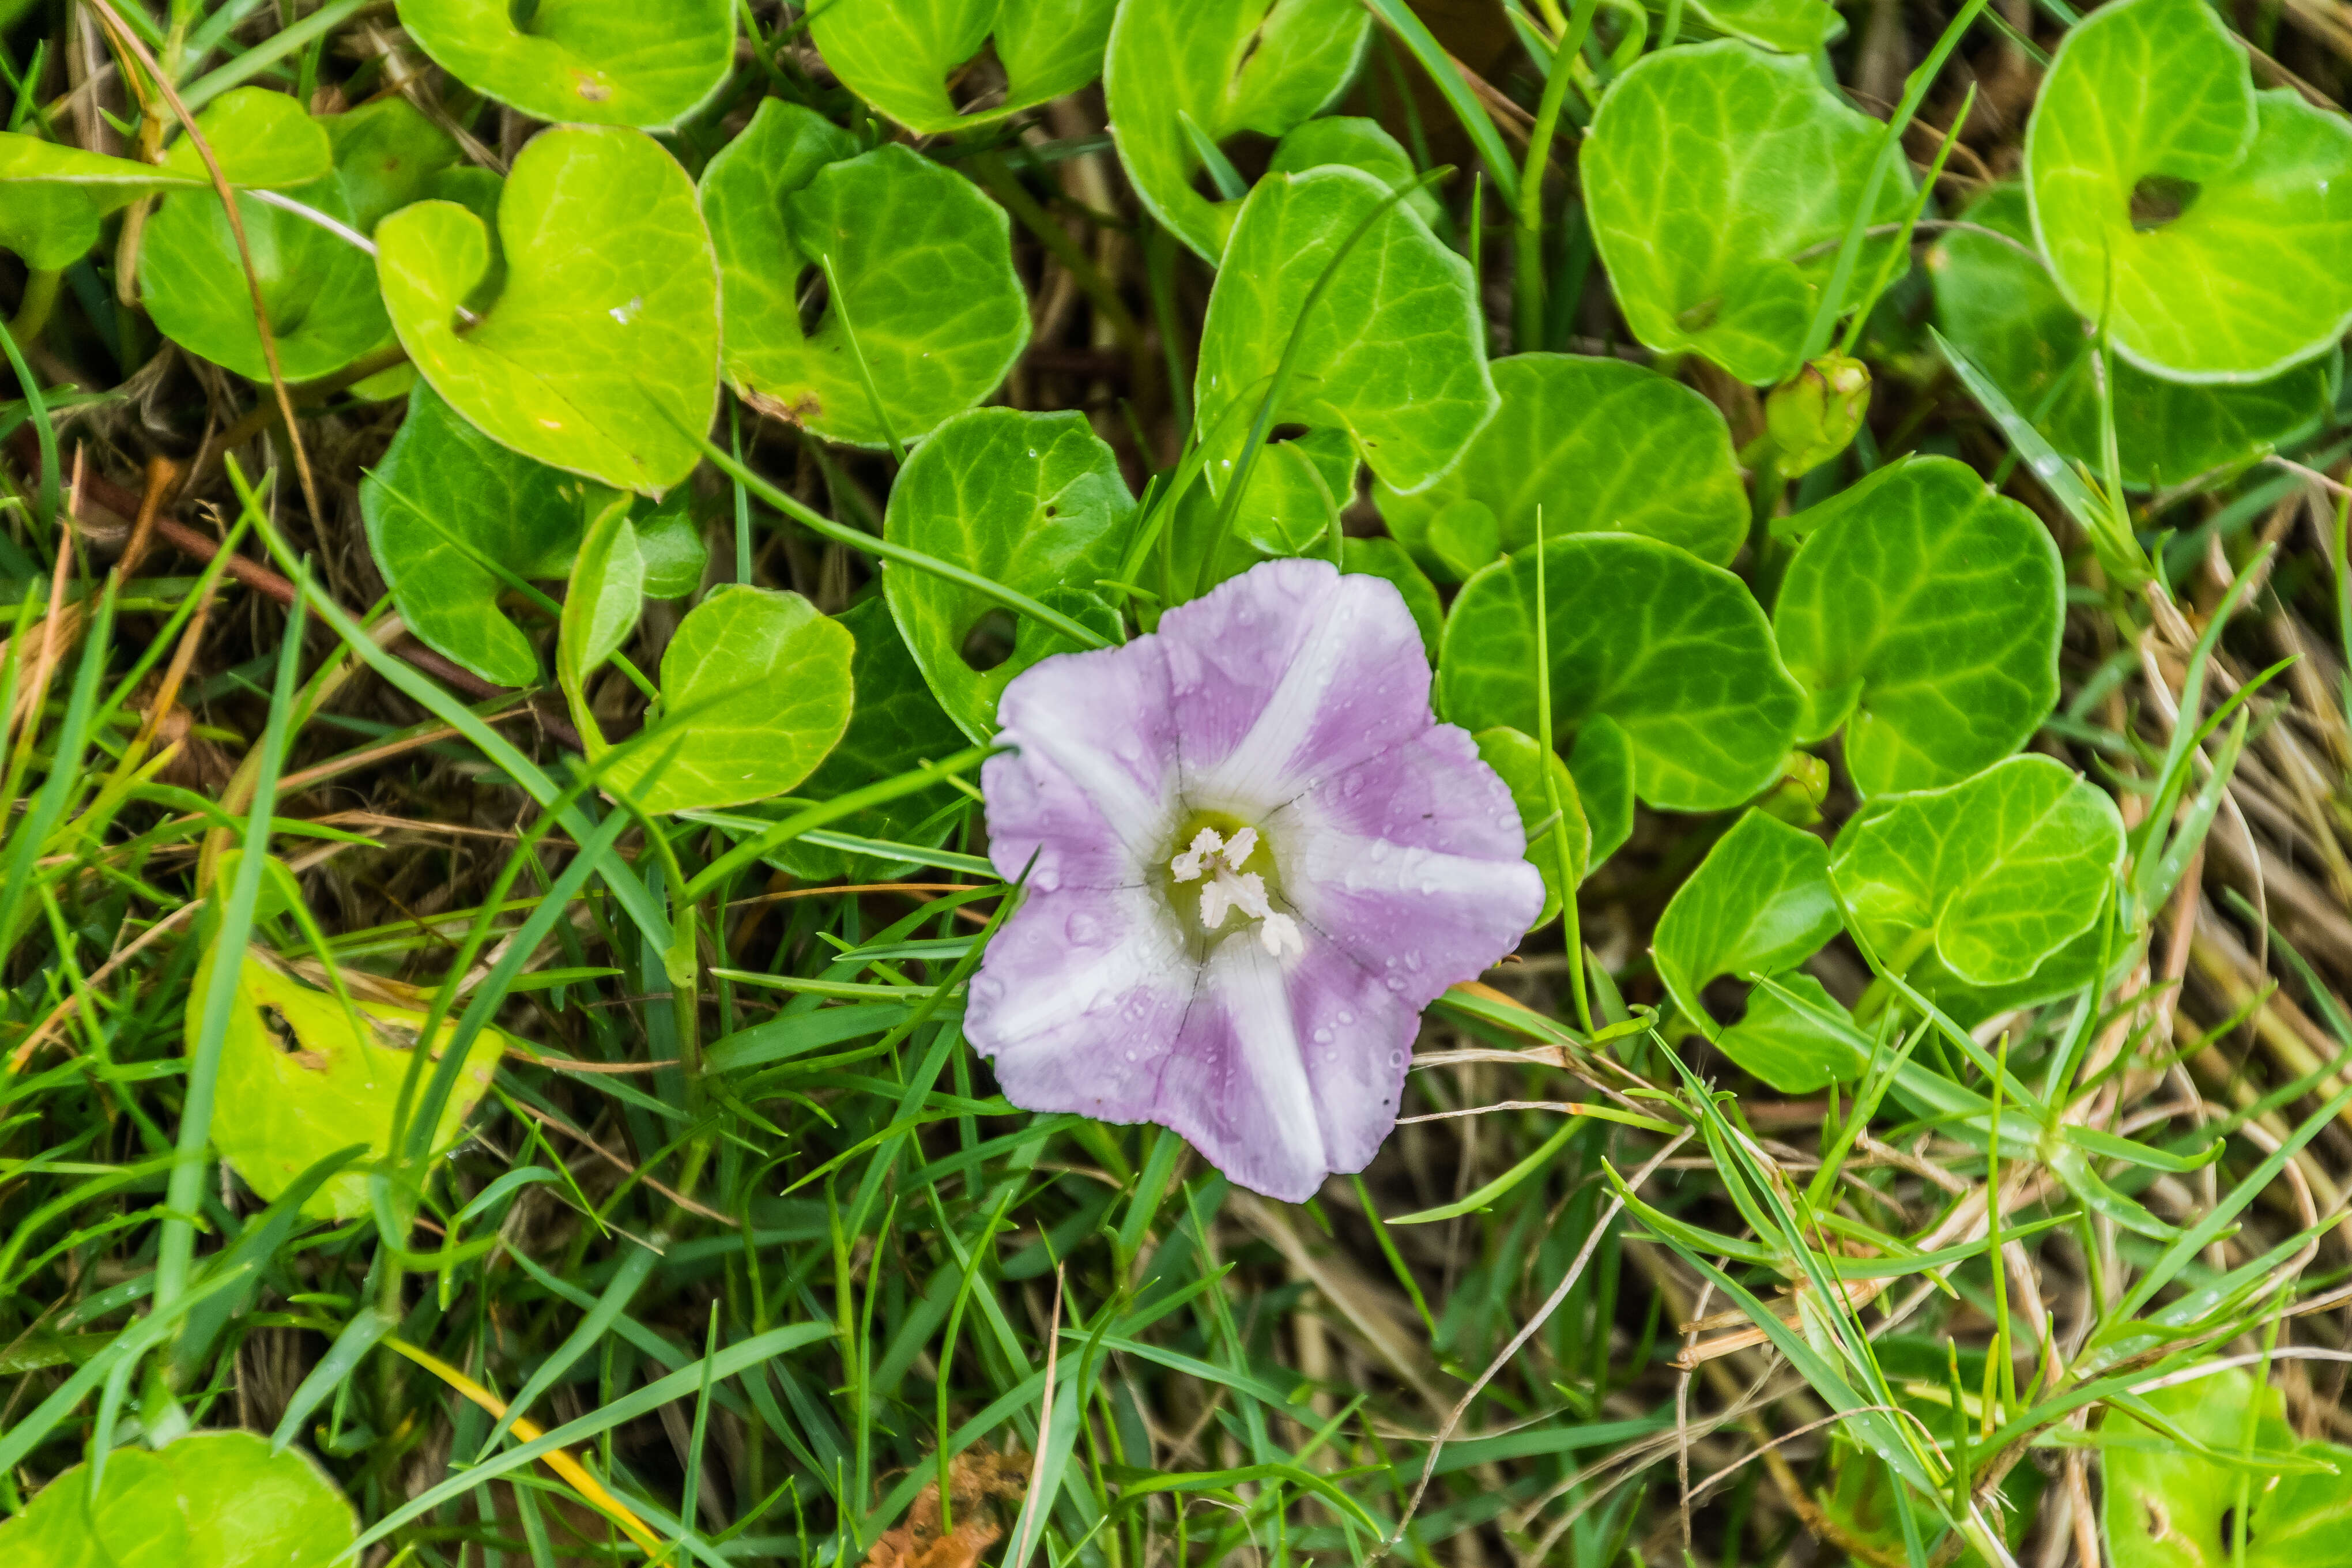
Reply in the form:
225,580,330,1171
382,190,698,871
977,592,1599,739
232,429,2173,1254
1312,1027,1333,1044
1066,910,1102,944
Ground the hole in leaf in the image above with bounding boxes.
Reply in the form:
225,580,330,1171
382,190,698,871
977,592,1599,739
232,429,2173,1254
1701,976,1749,1028
261,1007,331,1072
2217,1507,2252,1551
796,269,832,338
1268,423,1311,444
961,608,1018,672
2131,174,2200,232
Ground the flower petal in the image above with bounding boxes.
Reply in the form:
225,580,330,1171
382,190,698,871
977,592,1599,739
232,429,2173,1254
1269,722,1544,1013
984,633,1182,890
965,880,1196,1117
1153,934,1420,1202
1160,558,1434,816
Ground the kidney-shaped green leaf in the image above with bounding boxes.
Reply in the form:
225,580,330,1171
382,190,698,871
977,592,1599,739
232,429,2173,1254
1654,809,1863,1091
1438,534,1804,813
2025,0,2352,382
1930,186,2337,488
2105,1370,2352,1568
398,0,733,130
1196,167,1495,504
811,0,1117,134
0,88,329,270
1375,354,1747,580
0,1429,356,1567
378,125,718,495
193,955,507,1221
363,383,621,689
1830,753,2124,989
1581,40,1912,385
602,586,854,815
699,99,1028,449
768,597,973,883
1773,455,2064,798
1104,0,1369,260
885,408,1136,739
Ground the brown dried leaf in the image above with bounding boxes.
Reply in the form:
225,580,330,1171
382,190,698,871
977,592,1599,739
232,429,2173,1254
864,1446,1030,1568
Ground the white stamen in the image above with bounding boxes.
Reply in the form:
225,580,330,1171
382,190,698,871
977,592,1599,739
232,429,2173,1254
1169,826,1298,957
1169,826,1223,883
1259,911,1304,958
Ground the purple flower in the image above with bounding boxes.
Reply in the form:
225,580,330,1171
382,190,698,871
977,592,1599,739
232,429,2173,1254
965,558,1546,1202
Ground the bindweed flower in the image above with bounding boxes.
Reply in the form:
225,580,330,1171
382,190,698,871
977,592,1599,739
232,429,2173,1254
966,558,1545,1201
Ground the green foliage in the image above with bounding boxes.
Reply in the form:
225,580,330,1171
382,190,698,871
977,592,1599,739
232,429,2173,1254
144,98,463,385
4,2,2351,1562
1166,427,1352,598
1194,167,1495,501
1830,752,2125,989
1930,186,2338,487
1762,352,1869,477
397,0,735,129
192,956,506,1222
556,496,647,736
1773,455,2064,796
1439,534,1803,812
2026,0,2352,380
1654,809,1859,1091
1266,116,1444,228
1475,726,1588,927
362,383,620,688
604,587,857,816
699,100,1028,448
377,125,718,494
811,0,1118,133
1375,355,1747,578
763,598,970,883
884,408,1135,738
1679,0,1845,52
1102,0,1369,259
1581,40,1912,384
2104,1371,2352,1567
0,88,329,269
0,1430,356,1566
